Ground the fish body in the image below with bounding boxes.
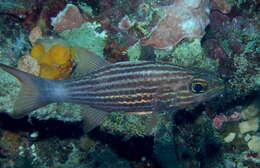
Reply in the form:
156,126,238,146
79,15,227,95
0,60,224,132
63,61,223,112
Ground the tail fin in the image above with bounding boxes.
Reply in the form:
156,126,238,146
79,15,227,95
0,63,52,119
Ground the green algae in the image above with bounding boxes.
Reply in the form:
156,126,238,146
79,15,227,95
101,112,148,138
127,42,141,61
155,39,218,71
59,22,107,56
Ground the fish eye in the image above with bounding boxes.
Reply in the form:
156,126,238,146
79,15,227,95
191,79,208,94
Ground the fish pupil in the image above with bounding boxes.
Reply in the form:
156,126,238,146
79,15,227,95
193,83,204,93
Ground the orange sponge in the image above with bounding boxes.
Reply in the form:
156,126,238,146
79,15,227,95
30,43,75,79
30,44,45,60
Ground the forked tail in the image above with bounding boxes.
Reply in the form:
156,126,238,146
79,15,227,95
0,63,54,119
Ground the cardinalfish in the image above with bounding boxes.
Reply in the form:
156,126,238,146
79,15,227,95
0,55,224,132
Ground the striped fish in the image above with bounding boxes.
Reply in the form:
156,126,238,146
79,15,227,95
0,56,224,132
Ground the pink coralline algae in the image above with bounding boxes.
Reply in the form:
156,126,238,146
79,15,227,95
142,0,210,49
51,4,84,32
213,112,241,129
213,115,228,129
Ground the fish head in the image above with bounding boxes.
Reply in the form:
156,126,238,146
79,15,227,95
174,71,224,109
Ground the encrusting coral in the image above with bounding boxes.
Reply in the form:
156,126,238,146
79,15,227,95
51,4,85,32
142,0,210,49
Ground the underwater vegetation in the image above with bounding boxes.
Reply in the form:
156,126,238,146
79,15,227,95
0,0,259,168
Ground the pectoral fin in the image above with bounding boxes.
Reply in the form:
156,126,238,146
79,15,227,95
74,47,110,75
81,106,108,133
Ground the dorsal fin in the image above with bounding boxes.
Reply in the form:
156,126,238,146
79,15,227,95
74,47,110,75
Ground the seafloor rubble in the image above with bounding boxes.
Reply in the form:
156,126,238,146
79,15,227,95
0,0,259,168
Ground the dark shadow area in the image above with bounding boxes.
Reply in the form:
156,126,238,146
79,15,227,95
0,112,83,139
208,91,259,115
174,104,205,126
88,128,154,162
0,112,155,163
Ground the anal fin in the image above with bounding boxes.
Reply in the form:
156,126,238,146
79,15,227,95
81,106,108,133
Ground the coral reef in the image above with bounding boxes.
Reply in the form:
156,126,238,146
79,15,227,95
154,111,223,168
142,0,210,49
0,0,66,31
206,11,260,98
98,0,164,60
0,14,31,65
51,4,85,32
213,97,260,167
0,0,259,167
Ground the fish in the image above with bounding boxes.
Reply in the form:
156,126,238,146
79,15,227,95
0,54,224,132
